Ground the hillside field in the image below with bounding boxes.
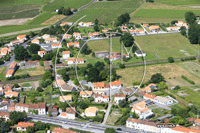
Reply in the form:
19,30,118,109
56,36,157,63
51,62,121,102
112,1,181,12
154,0,200,5
65,0,144,23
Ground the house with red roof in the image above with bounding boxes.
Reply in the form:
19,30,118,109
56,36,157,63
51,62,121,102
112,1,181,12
17,122,34,131
67,42,80,48
67,58,84,65
110,80,122,89
93,94,109,103
17,35,27,41
114,94,126,104
38,51,46,57
92,82,110,90
52,127,76,133
62,51,70,59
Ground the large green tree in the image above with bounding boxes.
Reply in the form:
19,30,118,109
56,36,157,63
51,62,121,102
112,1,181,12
149,73,165,83
28,44,41,54
185,11,196,24
14,46,28,61
43,70,52,80
120,32,134,47
9,111,27,124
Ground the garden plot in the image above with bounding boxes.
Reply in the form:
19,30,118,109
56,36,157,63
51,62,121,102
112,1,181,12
179,62,200,78
180,50,190,56
177,90,189,97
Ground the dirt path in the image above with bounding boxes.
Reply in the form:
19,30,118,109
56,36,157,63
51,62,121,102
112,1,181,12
0,26,48,37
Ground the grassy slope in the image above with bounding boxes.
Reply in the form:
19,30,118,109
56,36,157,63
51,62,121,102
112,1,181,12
0,0,51,6
43,0,91,11
0,25,44,35
154,0,200,5
65,0,143,23
134,33,200,60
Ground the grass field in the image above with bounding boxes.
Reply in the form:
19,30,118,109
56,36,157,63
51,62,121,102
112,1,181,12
0,25,44,35
130,2,200,23
0,67,7,82
15,66,45,76
154,0,200,5
151,108,170,121
179,61,200,78
135,33,200,60
27,11,56,25
0,0,51,6
66,0,143,23
43,0,91,12
116,62,200,86
41,15,66,25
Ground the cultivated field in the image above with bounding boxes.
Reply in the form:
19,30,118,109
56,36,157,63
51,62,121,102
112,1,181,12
130,2,200,23
42,0,91,12
66,0,144,23
41,15,66,25
14,66,45,77
179,61,200,78
0,0,51,6
116,62,200,86
154,0,200,5
134,33,200,60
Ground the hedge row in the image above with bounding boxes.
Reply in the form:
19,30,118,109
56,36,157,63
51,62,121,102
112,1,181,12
182,75,195,84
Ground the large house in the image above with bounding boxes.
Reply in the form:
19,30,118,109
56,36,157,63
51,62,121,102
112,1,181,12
85,107,98,117
17,122,34,131
149,25,160,32
0,47,11,56
31,38,40,44
62,51,70,59
114,94,126,104
140,84,157,93
131,100,153,119
45,38,57,43
63,34,72,39
95,50,109,58
60,22,74,26
73,32,82,40
93,82,110,90
6,62,18,78
93,94,109,103
67,58,84,65
0,112,9,121
166,26,180,31
67,42,80,48
80,91,93,98
38,51,46,57
88,32,100,38
154,96,173,106
110,80,122,89
17,35,27,41
52,43,62,49
175,21,188,29
78,22,94,27
5,91,18,98
59,95,72,102
56,79,76,92
143,93,156,101
42,34,50,39
135,50,146,57
129,29,145,34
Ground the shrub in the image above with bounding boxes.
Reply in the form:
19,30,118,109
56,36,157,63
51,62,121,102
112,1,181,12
181,75,195,84
168,57,174,63
119,63,125,69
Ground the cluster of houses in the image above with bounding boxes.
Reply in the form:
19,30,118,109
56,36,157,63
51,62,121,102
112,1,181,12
9,35,27,46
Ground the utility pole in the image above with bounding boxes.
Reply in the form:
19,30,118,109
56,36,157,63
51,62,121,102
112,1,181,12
156,53,157,61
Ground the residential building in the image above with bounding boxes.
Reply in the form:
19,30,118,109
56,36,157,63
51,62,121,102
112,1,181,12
29,102,46,115
110,80,122,89
52,127,76,133
136,91,146,98
88,32,100,38
17,35,27,41
0,112,9,121
73,32,82,40
175,21,188,29
95,50,109,58
9,62,17,70
5,91,18,98
122,88,133,95
0,47,11,56
15,103,29,113
80,91,93,98
60,22,74,26
143,93,156,101
85,107,98,117
17,122,34,131
59,95,72,102
114,94,126,104
56,79,76,92
143,24,149,27
45,37,57,43
38,51,46,57
52,43,62,49
42,34,50,39
66,107,76,119
67,58,84,65
6,69,15,78
131,100,153,119
0,102,8,111
130,29,145,34
188,117,195,123
63,34,72,39
31,38,40,44
62,51,70,59
195,119,200,125
0,84,4,90
25,60,39,67
93,82,110,90
102,29,108,33
10,40,24,46
47,105,58,117
149,25,160,32
67,42,80,48
93,94,109,103
154,96,173,106
135,50,146,57
166,26,180,31
43,61,51,71
140,84,157,93
78,22,94,27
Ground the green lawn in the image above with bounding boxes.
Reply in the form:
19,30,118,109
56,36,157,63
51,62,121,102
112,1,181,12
66,0,144,23
0,25,45,35
0,67,7,82
134,33,200,60
155,0,200,5
21,83,31,87
151,108,171,121
27,11,56,25
43,0,91,12
183,87,200,107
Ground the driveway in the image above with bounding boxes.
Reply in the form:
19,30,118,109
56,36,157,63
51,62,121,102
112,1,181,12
154,103,171,110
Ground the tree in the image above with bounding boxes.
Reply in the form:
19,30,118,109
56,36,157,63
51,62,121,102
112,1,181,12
87,67,99,82
105,128,116,133
168,57,174,63
31,54,41,61
0,122,9,133
9,111,27,124
104,57,110,64
29,31,35,38
79,101,88,109
48,112,52,117
27,126,35,133
37,87,43,92
188,23,200,44
119,99,127,108
39,60,44,66
87,63,93,69
185,11,196,24
94,19,99,25
28,44,41,54
149,73,165,83
94,25,100,32
120,32,134,47
171,20,178,25
159,81,168,90
116,12,130,26
52,56,60,65
43,71,52,80
180,26,187,37
119,63,125,69
14,46,28,61
74,78,79,86
13,83,20,88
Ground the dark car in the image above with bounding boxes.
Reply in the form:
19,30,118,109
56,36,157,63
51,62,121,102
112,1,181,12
116,128,122,131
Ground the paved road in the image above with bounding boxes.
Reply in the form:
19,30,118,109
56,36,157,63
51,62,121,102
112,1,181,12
27,114,139,133
101,102,112,125
0,75,42,84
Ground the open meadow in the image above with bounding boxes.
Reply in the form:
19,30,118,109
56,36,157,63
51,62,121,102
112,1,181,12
130,2,200,23
116,62,200,87
14,66,45,77
65,0,144,23
154,0,200,5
